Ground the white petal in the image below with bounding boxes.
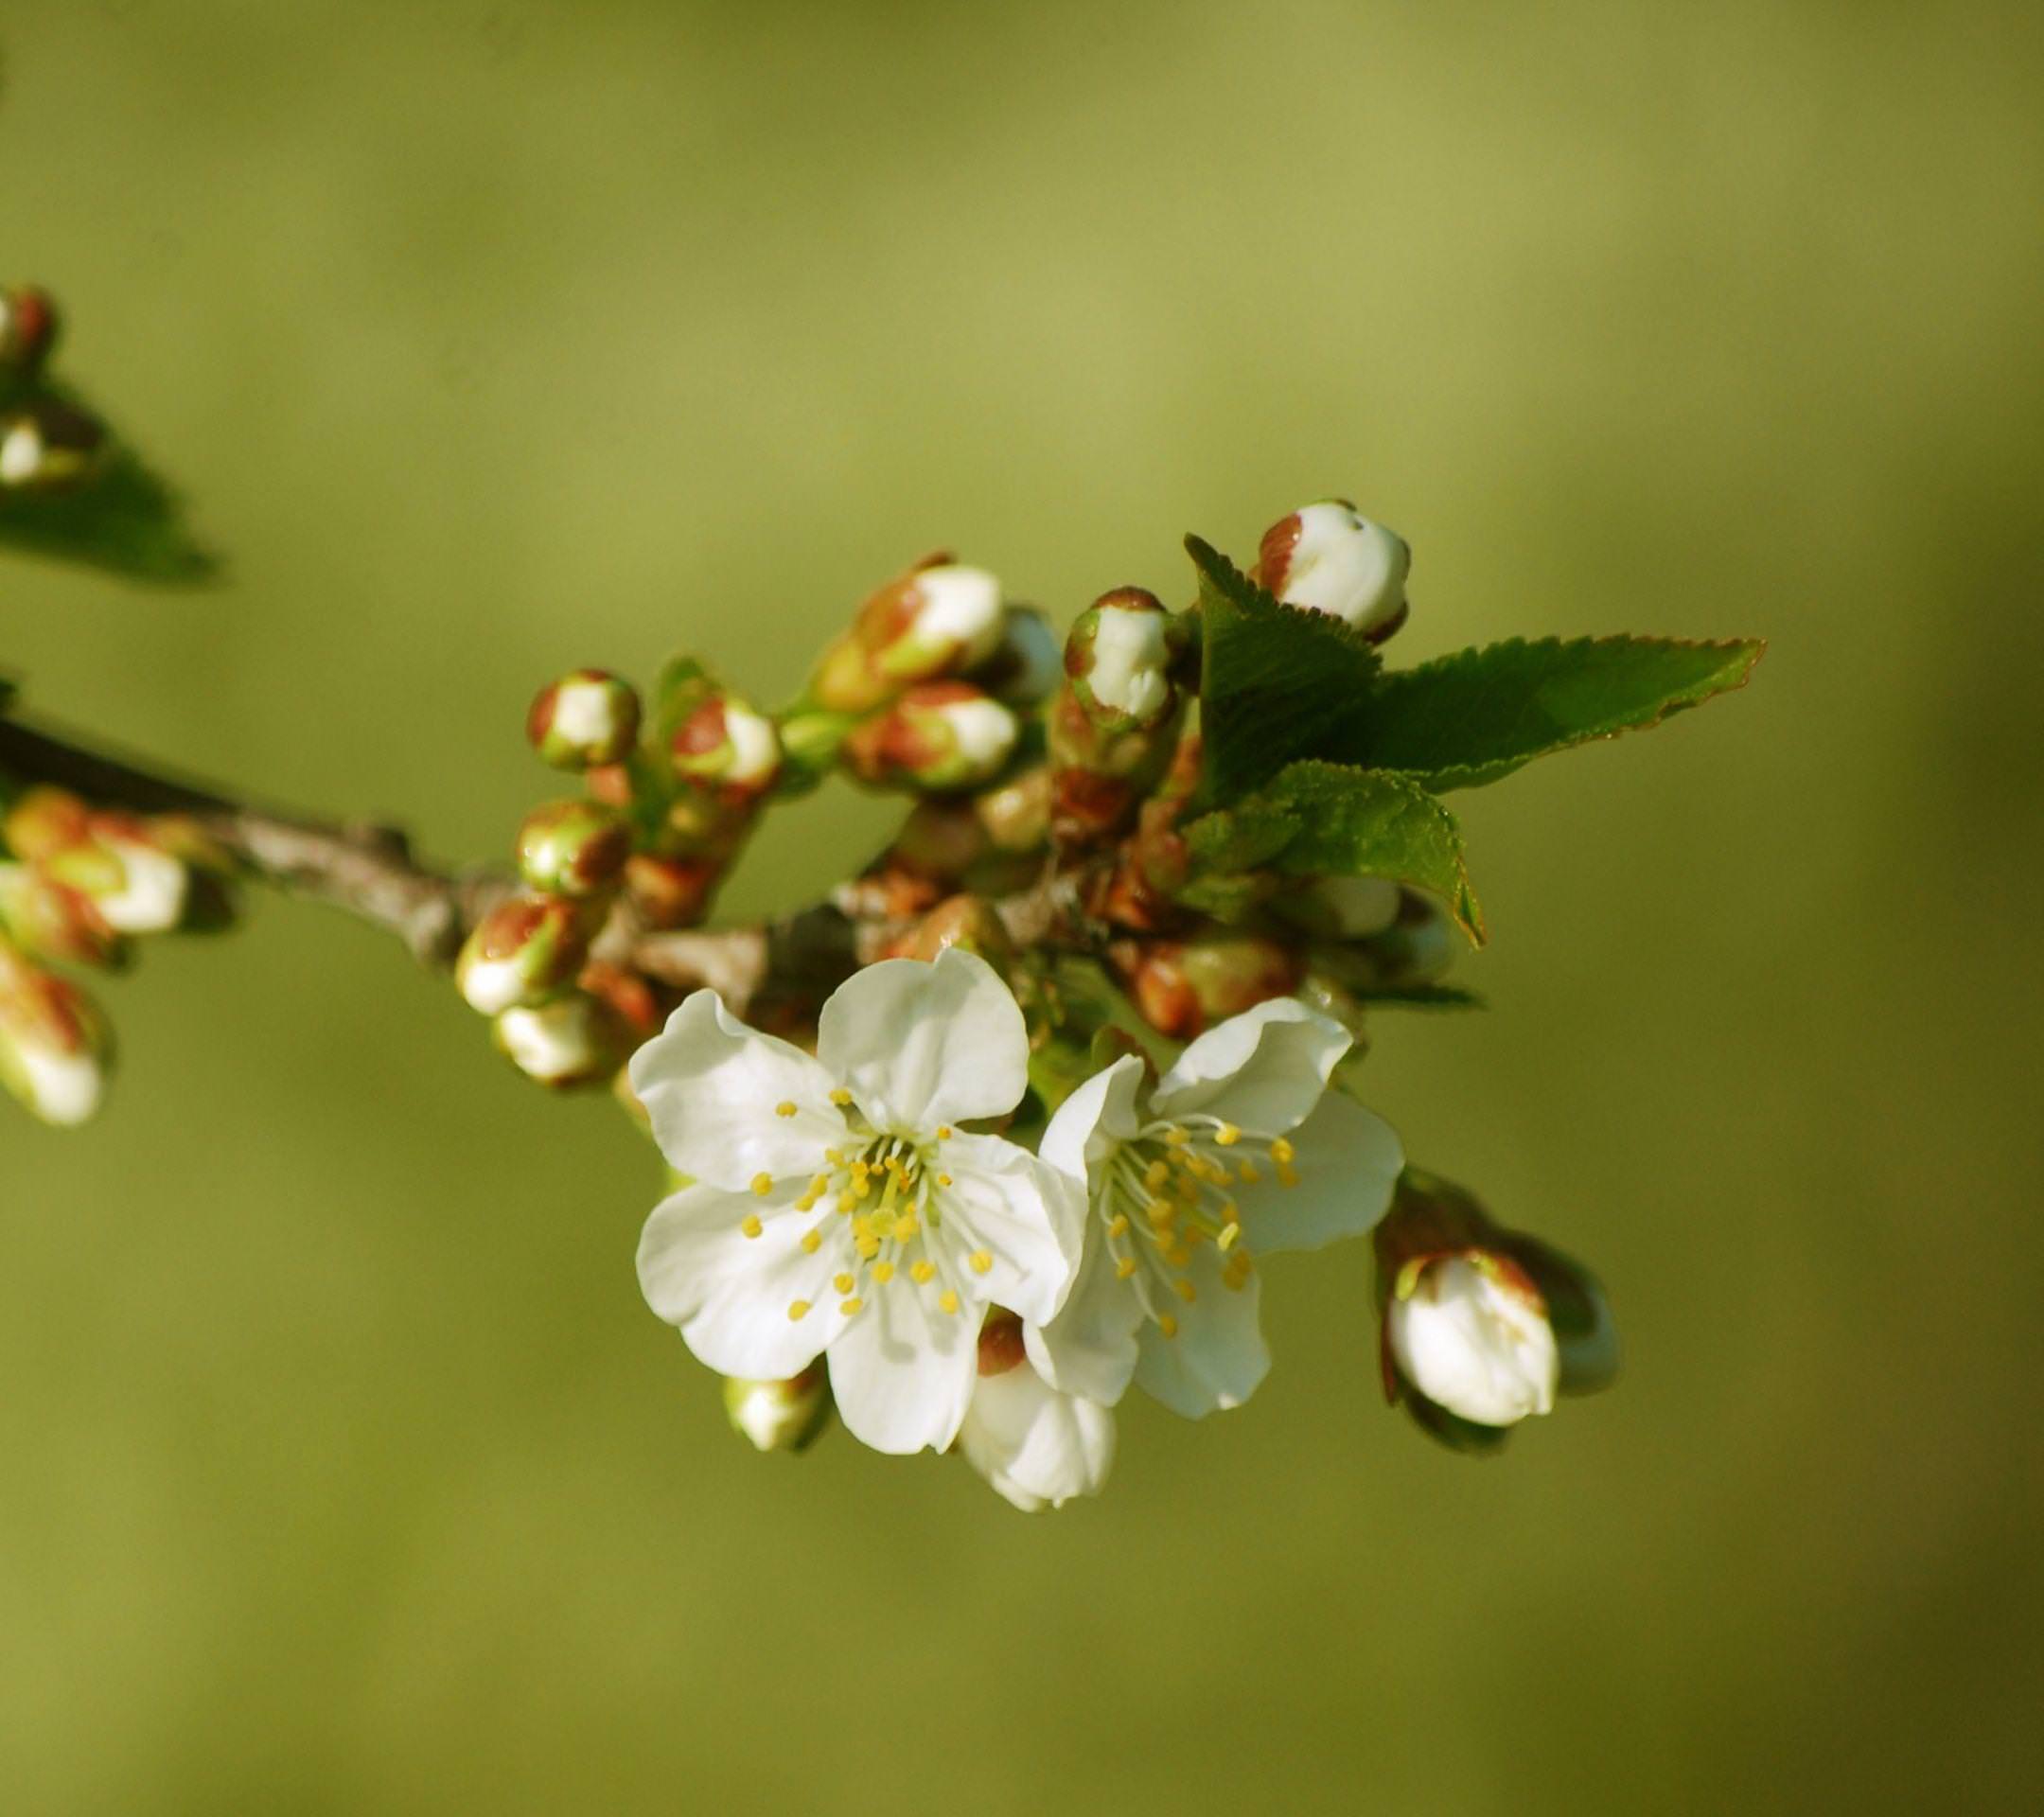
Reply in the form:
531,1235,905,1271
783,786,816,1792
1389,1257,1559,1426
935,1133,1084,1326
96,838,188,933
826,1284,978,1455
1150,998,1352,1137
628,991,846,1189
958,1363,1116,1512
636,1182,849,1379
1024,1219,1145,1406
1039,1053,1145,1182
816,947,1028,1132
1246,1093,1404,1254
1133,1245,1270,1418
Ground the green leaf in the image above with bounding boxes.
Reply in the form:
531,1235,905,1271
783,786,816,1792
1329,634,1764,791
0,379,217,584
1348,983,1486,1011
1185,760,1484,943
1186,535,1381,806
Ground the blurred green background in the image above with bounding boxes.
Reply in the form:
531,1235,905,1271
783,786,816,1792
5,3,2041,1811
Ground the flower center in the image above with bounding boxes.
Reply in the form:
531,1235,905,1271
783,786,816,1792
1098,1119,1297,1333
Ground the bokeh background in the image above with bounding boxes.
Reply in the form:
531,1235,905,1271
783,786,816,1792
5,3,2041,1811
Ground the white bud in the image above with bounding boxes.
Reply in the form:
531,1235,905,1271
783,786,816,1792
957,1354,1116,1513
1266,502,1410,638
492,994,621,1086
1086,604,1174,722
91,837,189,934
722,1371,829,1453
719,701,782,788
908,565,1006,668
1388,1255,1559,1427
1311,875,1402,939
0,420,43,485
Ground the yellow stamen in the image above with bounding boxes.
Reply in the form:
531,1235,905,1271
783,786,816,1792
834,1272,855,1295
839,1297,863,1315
937,1124,954,1139
1156,1314,1179,1337
1144,1158,1172,1191
1214,1122,1241,1146
787,1298,811,1320
829,1087,853,1106
910,1260,936,1284
1269,1137,1295,1165
800,1229,822,1254
968,1250,993,1275
1278,1163,1300,1189
1107,1212,1130,1240
1173,1277,1197,1304
1217,1221,1241,1250
837,1191,858,1215
1116,1256,1137,1279
749,1173,772,1197
775,1101,797,1119
892,1212,919,1242
872,1261,896,1284
938,1289,960,1314
1238,1160,1260,1185
937,1173,953,1189
741,1212,764,1239
1147,1200,1176,1228
824,1148,844,1166
1163,1125,1189,1146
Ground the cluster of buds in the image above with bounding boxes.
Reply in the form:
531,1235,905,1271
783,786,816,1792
0,284,107,493
1373,1170,1616,1448
0,782,234,1125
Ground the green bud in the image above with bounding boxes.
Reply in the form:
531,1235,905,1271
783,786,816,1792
526,669,642,769
0,861,125,968
0,938,112,1127
0,399,105,491
455,894,590,1014
670,696,783,794
843,682,1018,793
811,558,1008,714
1062,588,1187,733
515,800,631,898
721,1367,832,1453
491,991,632,1088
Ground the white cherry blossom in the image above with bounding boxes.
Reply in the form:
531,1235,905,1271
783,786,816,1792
957,1316,1115,1512
1031,999,1403,1419
632,948,1084,1456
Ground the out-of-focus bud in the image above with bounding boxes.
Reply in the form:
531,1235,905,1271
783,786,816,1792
811,558,1007,713
491,990,630,1087
722,1367,832,1453
670,696,783,795
1374,1170,1616,1446
526,669,642,770
958,1314,1116,1512
1111,930,1302,1039
454,894,590,1014
0,942,112,1127
973,763,1052,853
969,606,1064,706
908,893,1013,965
1,785,94,859
1063,589,1187,732
0,284,61,372
0,400,106,491
623,853,719,930
1255,499,1410,643
515,800,631,898
0,862,124,967
1275,874,1404,942
843,682,1018,792
44,817,188,934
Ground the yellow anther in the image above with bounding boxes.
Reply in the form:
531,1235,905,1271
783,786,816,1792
839,1297,864,1315
787,1298,812,1320
1269,1137,1295,1165
1223,1271,1249,1292
1238,1160,1260,1184
855,1174,872,1199
749,1173,773,1197
1144,1158,1172,1191
938,1289,960,1314
1156,1314,1179,1338
968,1250,993,1275
834,1272,855,1295
872,1261,896,1284
1214,1122,1241,1146
1278,1163,1300,1188
824,1148,844,1166
910,1260,936,1284
1173,1276,1198,1304
800,1228,822,1254
1107,1212,1131,1240
852,1159,870,1178
837,1191,858,1215
1218,1221,1241,1250
1115,1256,1137,1279
829,1087,853,1106
741,1212,764,1239
810,1174,830,1197
1147,1200,1177,1228
891,1213,919,1242
793,1195,815,1213
937,1124,954,1139
775,1101,797,1118
855,1236,881,1261
937,1173,953,1189
1163,1125,1189,1146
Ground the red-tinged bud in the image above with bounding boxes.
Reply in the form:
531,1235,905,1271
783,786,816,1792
973,764,1052,854
0,400,105,491
0,940,112,1126
1063,589,1188,733
0,285,61,372
908,893,1012,965
722,1367,832,1452
0,862,124,967
813,557,1009,714
491,991,631,1088
526,669,642,769
515,800,631,898
1255,499,1411,643
670,697,782,795
624,853,719,930
890,800,991,880
2,785,93,860
977,1311,1029,1377
969,606,1063,706
576,960,663,1037
1115,931,1301,1037
44,814,189,934
842,682,1019,793
454,893,590,1014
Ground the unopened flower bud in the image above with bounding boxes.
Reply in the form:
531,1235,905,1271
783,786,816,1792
526,669,642,769
0,400,105,491
844,682,1018,792
1256,500,1410,642
0,862,123,967
44,818,188,934
0,284,61,372
1387,1253,1558,1428
515,800,631,898
969,606,1064,705
1064,589,1186,732
813,558,1007,713
623,853,719,930
670,697,782,795
1278,874,1403,941
908,893,1012,965
455,894,590,1014
491,991,630,1087
1111,931,1301,1039
972,763,1052,853
0,943,112,1126
722,1367,832,1453
1,785,94,859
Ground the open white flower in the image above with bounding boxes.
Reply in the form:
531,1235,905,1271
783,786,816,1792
957,1316,1115,1512
1031,999,1403,1418
632,948,1084,1455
